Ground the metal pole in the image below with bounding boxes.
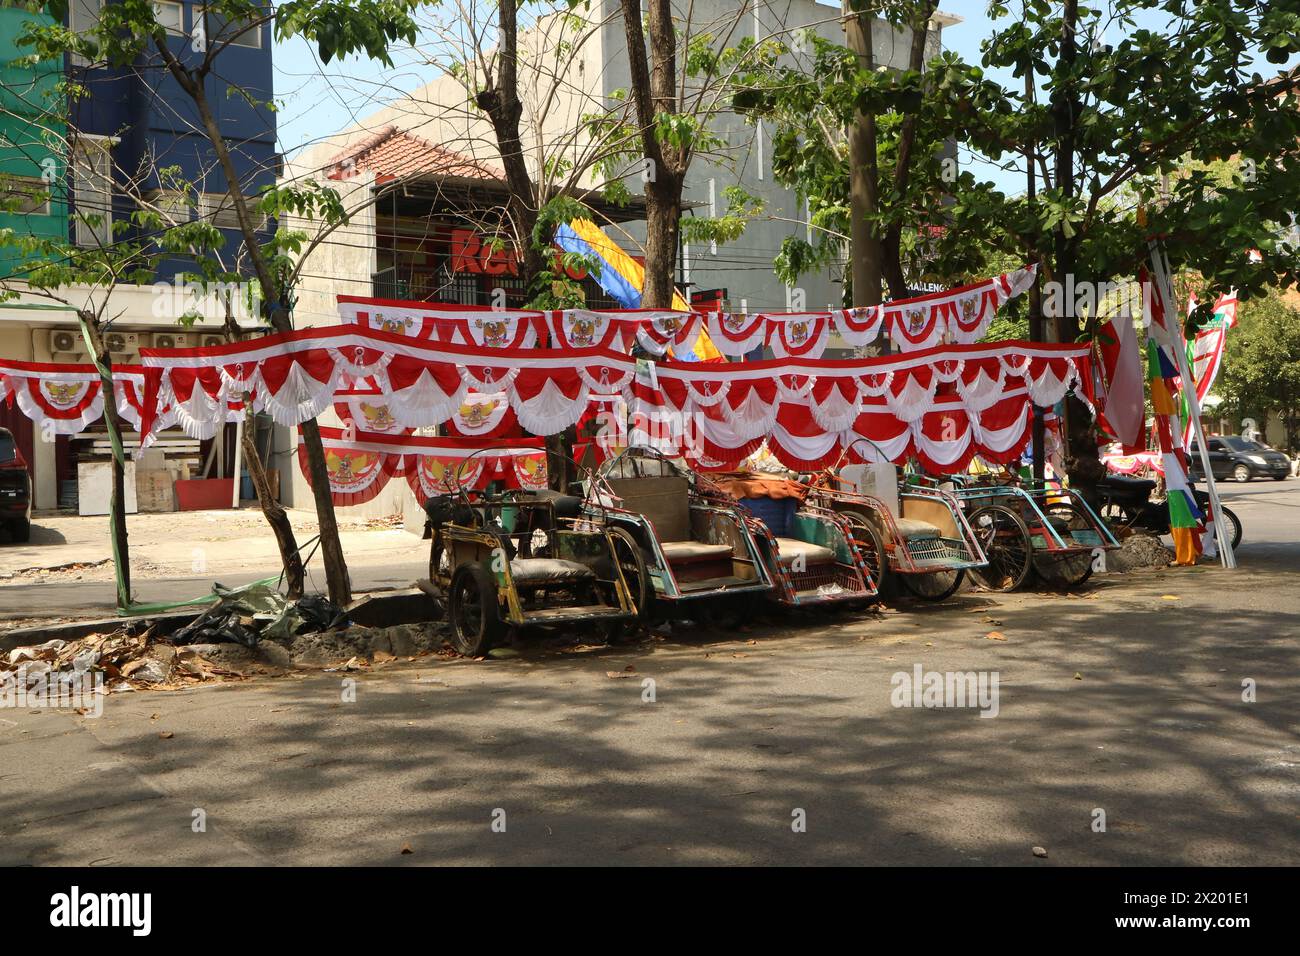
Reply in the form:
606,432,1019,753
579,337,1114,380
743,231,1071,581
1148,241,1236,568
231,410,245,508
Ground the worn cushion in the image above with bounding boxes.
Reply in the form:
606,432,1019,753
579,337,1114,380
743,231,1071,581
893,517,941,540
509,558,595,585
773,537,836,567
659,540,734,564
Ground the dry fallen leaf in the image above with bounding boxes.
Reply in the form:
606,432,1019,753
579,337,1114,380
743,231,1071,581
1073,672,1083,680
399,843,413,855
986,631,1007,641
1161,594,1180,600
158,731,174,739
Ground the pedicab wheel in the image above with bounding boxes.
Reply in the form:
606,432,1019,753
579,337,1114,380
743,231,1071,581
1221,506,1243,551
447,564,506,657
900,567,965,601
967,504,1033,591
607,525,650,619
839,508,888,593
1033,502,1096,587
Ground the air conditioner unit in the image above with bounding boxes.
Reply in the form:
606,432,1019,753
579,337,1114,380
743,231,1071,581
151,331,189,350
103,331,140,356
199,333,225,348
48,328,83,355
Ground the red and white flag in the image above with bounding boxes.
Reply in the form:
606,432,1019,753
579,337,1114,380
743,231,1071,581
1095,309,1145,448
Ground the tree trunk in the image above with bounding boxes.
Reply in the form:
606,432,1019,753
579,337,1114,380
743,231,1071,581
79,314,131,609
621,0,686,309
880,1,939,301
160,44,352,605
643,175,684,308
1051,0,1103,501
844,2,884,311
240,401,305,597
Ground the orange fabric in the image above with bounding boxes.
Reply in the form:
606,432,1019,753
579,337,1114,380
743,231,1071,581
712,473,807,500
1171,526,1202,566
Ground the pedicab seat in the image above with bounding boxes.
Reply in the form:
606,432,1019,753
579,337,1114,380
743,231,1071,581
658,541,735,564
508,558,596,585
773,537,836,567
893,517,942,540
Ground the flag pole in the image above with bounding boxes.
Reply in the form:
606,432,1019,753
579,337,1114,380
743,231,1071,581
1147,240,1236,569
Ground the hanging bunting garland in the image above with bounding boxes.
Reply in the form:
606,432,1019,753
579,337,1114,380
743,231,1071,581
766,313,833,359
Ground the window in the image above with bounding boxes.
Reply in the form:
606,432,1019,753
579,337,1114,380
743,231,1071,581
72,138,113,247
199,7,263,49
154,1,184,35
69,0,103,67
145,188,191,222
0,175,51,216
200,192,263,231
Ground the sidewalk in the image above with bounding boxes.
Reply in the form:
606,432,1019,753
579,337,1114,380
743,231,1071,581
0,508,428,627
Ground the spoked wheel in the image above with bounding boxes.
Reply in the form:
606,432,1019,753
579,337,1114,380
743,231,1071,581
839,508,888,594
607,526,651,620
428,535,450,609
1033,502,1097,587
900,567,965,601
967,504,1033,591
447,564,506,657
1217,506,1243,551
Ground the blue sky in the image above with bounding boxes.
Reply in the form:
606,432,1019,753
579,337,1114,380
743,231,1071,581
271,1,1295,194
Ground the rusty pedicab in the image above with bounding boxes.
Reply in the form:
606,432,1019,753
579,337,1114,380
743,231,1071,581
936,473,1120,590
799,451,988,601
421,450,638,656
580,448,777,623
709,472,880,608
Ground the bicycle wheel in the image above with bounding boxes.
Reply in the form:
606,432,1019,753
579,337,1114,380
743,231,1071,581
838,508,887,594
967,504,1033,591
1033,502,1097,587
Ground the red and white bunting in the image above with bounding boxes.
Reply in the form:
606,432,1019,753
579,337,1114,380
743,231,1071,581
298,426,548,506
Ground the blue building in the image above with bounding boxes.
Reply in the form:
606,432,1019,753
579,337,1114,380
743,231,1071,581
65,0,278,280
0,1,278,511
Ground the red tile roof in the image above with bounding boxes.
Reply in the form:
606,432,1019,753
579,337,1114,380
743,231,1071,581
327,126,503,184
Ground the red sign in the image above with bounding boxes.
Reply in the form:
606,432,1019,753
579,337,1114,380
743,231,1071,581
450,228,590,280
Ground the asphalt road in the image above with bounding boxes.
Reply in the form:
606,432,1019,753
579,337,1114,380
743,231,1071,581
2,479,1297,865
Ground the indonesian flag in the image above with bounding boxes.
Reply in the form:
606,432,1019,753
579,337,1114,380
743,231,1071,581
1094,308,1144,449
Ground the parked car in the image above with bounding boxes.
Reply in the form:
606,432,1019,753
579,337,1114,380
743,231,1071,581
1188,435,1290,482
0,427,32,542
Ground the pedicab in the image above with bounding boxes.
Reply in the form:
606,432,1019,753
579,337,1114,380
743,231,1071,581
580,447,776,622
422,450,638,656
799,447,988,601
710,472,879,608
935,471,1120,590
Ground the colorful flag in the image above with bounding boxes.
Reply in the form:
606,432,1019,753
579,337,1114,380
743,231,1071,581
1141,267,1204,562
553,218,723,361
1094,309,1144,447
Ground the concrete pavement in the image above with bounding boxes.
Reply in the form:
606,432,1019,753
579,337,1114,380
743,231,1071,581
2,481,1296,865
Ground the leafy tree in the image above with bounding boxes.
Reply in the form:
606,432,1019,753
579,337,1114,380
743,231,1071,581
1219,290,1300,453
11,0,428,605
